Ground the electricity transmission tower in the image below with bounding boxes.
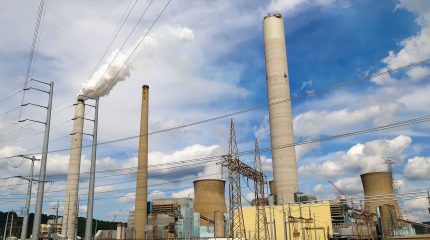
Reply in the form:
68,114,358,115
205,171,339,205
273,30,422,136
222,119,246,239
18,79,54,240
221,119,269,239
254,139,269,240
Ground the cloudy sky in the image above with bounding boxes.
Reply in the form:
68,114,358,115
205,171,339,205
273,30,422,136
0,0,429,223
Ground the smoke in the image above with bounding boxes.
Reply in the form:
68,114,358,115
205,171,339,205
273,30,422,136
79,25,194,99
80,48,134,99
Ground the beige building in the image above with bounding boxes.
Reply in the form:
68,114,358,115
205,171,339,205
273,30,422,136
242,202,333,240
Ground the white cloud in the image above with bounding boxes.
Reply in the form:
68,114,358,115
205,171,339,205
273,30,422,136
407,66,430,81
375,1,430,85
267,0,339,15
294,103,401,137
118,192,136,203
403,197,428,211
403,156,430,180
313,184,324,193
332,177,363,195
299,135,412,178
149,190,165,200
167,25,194,42
171,187,194,198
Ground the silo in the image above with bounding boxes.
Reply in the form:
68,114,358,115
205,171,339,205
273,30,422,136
62,98,85,239
135,85,149,239
360,172,399,215
263,13,298,204
193,179,227,226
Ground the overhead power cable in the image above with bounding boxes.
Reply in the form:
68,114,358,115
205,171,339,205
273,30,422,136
88,0,138,78
98,0,171,96
19,0,49,119
2,113,430,187
0,89,23,104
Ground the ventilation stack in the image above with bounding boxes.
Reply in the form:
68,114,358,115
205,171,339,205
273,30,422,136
263,13,298,204
193,179,227,230
135,85,149,239
62,98,85,239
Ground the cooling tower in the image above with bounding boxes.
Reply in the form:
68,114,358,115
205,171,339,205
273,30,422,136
62,99,85,239
360,172,399,216
193,179,227,226
135,85,149,239
263,13,298,204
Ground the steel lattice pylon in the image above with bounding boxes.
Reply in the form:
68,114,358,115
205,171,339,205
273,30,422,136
254,139,269,240
223,119,247,239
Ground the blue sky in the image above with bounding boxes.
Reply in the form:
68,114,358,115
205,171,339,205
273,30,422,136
0,0,429,223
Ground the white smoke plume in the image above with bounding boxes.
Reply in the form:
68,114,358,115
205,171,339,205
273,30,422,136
80,48,133,99
79,25,194,99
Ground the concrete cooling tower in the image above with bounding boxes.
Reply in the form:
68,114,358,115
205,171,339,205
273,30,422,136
193,179,227,227
263,13,298,204
360,172,399,215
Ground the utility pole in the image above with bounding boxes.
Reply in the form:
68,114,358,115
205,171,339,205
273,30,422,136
9,212,14,238
3,212,9,240
19,155,39,240
19,79,54,240
85,97,99,240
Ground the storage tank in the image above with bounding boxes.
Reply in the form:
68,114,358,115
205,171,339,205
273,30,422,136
360,172,399,215
263,13,298,204
193,179,227,226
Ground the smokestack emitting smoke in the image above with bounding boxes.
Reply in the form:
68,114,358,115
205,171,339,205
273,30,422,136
62,99,85,239
263,13,299,204
80,49,133,99
135,85,149,239
62,44,136,239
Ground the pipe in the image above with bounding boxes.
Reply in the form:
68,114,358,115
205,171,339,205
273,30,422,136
62,98,85,239
135,85,149,239
263,13,298,204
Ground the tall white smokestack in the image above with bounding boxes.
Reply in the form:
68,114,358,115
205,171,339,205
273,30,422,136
263,13,298,204
62,99,85,239
135,85,149,239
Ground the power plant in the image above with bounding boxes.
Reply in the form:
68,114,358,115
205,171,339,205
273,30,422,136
2,5,430,240
49,11,430,240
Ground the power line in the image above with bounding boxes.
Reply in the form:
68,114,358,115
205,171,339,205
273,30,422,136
95,0,156,97
2,113,430,189
88,0,138,78
19,0,49,120
0,89,23,104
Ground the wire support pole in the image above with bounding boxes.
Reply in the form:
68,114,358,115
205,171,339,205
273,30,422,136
3,212,9,240
31,81,54,240
21,156,39,240
84,97,99,240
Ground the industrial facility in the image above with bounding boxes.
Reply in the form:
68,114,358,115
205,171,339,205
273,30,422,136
56,13,429,240
1,1,430,240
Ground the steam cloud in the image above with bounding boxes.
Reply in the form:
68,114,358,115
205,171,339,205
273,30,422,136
80,49,133,99
79,25,194,99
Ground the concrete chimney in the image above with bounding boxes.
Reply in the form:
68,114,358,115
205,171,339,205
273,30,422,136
62,99,85,239
263,13,298,204
135,85,149,239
